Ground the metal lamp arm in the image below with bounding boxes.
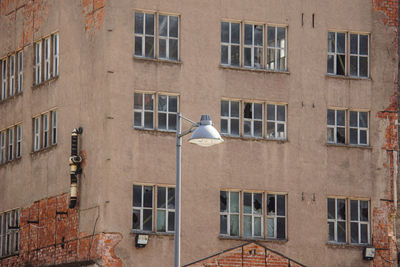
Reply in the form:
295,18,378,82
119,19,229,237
177,113,199,138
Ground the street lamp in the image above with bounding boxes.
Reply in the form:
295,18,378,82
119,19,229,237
175,113,223,267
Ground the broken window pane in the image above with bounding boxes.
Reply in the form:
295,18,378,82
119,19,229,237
231,23,240,44
220,215,227,235
230,192,239,213
221,45,228,64
159,15,167,37
168,212,174,231
351,222,358,243
157,210,166,231
230,215,239,236
157,187,166,208
254,217,261,236
143,186,153,207
360,201,368,221
277,195,285,216
169,16,178,38
220,191,227,212
277,217,285,239
337,222,346,243
221,22,229,43
267,218,274,238
337,199,346,220
243,193,252,213
337,33,345,53
267,195,275,215
328,32,335,52
135,13,144,34
133,185,142,207
143,209,152,231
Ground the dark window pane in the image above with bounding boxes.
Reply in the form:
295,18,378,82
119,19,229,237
169,39,178,60
338,222,346,243
157,187,166,208
231,119,239,136
337,127,346,144
267,104,275,120
220,215,227,234
351,200,358,220
143,186,153,208
145,14,154,35
350,34,358,54
360,201,368,221
145,94,153,109
159,39,166,58
230,215,239,236
220,191,227,212
327,109,335,125
169,16,179,38
244,24,252,45
243,193,252,214
328,32,335,52
244,103,252,119
168,212,175,231
277,27,285,48
169,96,178,112
350,56,357,76
143,209,152,231
267,194,275,215
327,55,334,74
360,224,368,243
337,199,346,220
277,123,284,138
336,54,346,75
350,111,358,127
267,122,275,139
168,114,177,131
254,25,263,46
231,101,239,117
244,47,251,67
360,130,367,145
133,209,140,229
221,119,228,133
254,47,263,68
135,37,142,56
158,95,167,111
221,45,228,64
327,128,334,143
254,103,262,118
350,129,358,144
351,222,359,243
277,217,285,239
168,188,175,209
328,222,334,241
144,112,153,129
231,45,240,66
267,26,275,47
134,112,142,127
337,110,345,126
337,33,346,53
277,105,285,121
221,22,229,43
244,121,251,136
221,101,229,116
231,23,240,44
158,113,167,130
359,57,368,77
254,121,262,137
133,186,142,207
135,12,144,34
277,195,285,216
254,193,262,214
244,216,251,236
145,37,154,58
134,93,142,109
267,48,275,69
360,35,368,55
159,15,167,36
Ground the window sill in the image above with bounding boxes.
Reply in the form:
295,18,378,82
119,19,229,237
219,235,288,243
133,56,182,65
219,65,290,75
31,144,58,157
131,230,174,236
32,75,59,89
133,127,177,136
0,157,22,169
0,253,19,260
326,242,369,249
326,143,372,150
325,74,371,81
222,134,288,144
0,91,23,105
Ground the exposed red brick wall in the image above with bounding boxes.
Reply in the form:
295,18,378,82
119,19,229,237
81,0,105,35
373,0,399,29
0,193,122,267
185,242,305,267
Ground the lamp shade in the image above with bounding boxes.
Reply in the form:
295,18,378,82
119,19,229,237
188,115,224,147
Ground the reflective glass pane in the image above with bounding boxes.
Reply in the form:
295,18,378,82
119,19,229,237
267,218,274,238
351,200,358,220
135,37,142,56
220,215,227,235
230,192,239,213
267,195,275,215
360,130,367,145
135,12,144,34
144,112,153,129
337,110,345,126
360,35,368,55
231,23,240,44
360,201,368,221
327,55,334,74
328,199,335,219
168,188,175,209
221,22,229,43
143,186,153,207
157,210,166,232
327,109,335,125
244,24,252,45
254,217,262,236
338,222,346,243
277,27,285,48
157,187,166,208
350,56,357,76
169,39,178,60
221,101,229,116
230,215,239,236
328,32,335,52
254,121,262,137
244,215,252,236
145,14,154,35
231,102,239,117
327,128,334,143
168,212,175,231
158,113,167,130
360,224,368,243
337,33,346,53
158,95,167,111
267,104,275,120
169,16,179,38
277,217,285,239
244,47,251,67
133,209,140,229
159,39,166,58
220,191,227,212
143,209,152,231
145,37,154,57
267,48,275,69
277,105,285,121
244,121,251,136
336,54,346,75
337,199,346,220
254,47,263,68
159,15,167,36
243,193,252,214
254,104,262,119
350,129,358,144
254,25,263,46
359,57,368,77
277,124,285,139
231,45,240,66
231,119,239,136
337,127,346,144
221,119,228,134
169,96,178,112
134,112,142,127
267,26,275,47
350,34,358,54
328,222,334,241
277,195,285,216
133,186,142,207
351,222,359,243
350,111,358,127
221,45,228,64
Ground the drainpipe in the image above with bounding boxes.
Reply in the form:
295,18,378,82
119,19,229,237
69,127,83,209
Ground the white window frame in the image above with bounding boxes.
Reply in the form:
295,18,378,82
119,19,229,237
221,100,240,137
51,110,57,145
156,186,175,233
8,127,14,161
267,26,287,71
0,209,20,256
35,41,42,85
133,185,154,231
327,31,347,76
34,117,41,151
17,51,23,93
53,33,59,77
243,102,263,138
221,21,241,67
43,113,49,148
158,14,179,61
349,111,369,146
350,33,369,78
243,192,263,238
244,23,264,69
44,37,51,81
157,94,178,132
134,92,154,130
0,131,5,164
266,104,287,140
327,109,346,144
220,190,240,237
134,12,156,58
16,125,22,158
327,198,347,244
1,58,7,100
9,54,15,97
266,194,287,239
350,199,370,244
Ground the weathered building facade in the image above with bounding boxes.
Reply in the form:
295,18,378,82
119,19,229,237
0,0,399,266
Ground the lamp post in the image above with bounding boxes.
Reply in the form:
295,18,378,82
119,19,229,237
174,113,224,267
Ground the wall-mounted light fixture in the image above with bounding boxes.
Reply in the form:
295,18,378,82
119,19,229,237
363,247,375,260
135,234,149,248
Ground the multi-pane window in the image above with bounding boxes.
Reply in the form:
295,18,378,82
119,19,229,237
135,12,180,61
327,198,346,243
9,54,15,97
327,109,346,144
134,92,154,130
0,131,5,164
266,194,286,239
327,32,346,76
1,58,7,100
243,192,263,237
156,186,175,233
349,111,368,145
158,15,179,61
133,185,153,231
0,51,23,101
267,26,286,71
33,110,57,152
0,124,22,164
350,34,369,78
221,21,241,67
266,104,286,140
158,95,178,131
350,200,370,244
17,51,23,93
244,24,263,69
220,191,240,237
0,209,20,257
244,102,263,138
7,128,14,161
34,33,60,85
221,100,240,137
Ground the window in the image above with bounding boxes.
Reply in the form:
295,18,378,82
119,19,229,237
349,111,368,145
266,194,286,239
135,12,179,61
133,184,176,233
16,125,22,158
1,58,7,100
0,131,5,164
0,51,23,101
244,102,263,138
350,200,370,244
158,95,178,131
0,209,20,257
220,191,240,237
33,110,57,152
327,109,346,144
134,92,154,129
221,21,241,67
267,26,286,71
17,51,23,93
34,33,60,85
157,186,175,233
266,104,286,140
221,21,287,71
328,31,369,77
220,100,240,137
243,192,263,237
327,198,346,243
9,54,15,97
8,128,13,161
0,124,22,164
